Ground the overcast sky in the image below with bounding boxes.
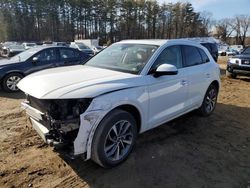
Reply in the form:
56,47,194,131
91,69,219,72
158,0,250,20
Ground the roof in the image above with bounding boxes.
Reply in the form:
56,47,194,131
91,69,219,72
117,39,202,47
118,39,168,46
30,45,70,50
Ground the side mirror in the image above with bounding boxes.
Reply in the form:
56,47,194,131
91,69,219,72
32,57,38,63
154,64,178,78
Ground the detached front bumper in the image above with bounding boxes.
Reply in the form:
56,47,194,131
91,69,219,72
21,101,66,145
21,102,48,142
21,100,105,159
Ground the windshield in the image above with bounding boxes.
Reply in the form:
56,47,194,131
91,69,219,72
85,43,158,74
242,47,250,54
76,43,90,50
11,48,40,61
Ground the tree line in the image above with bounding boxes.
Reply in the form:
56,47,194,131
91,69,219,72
0,0,249,46
0,0,211,44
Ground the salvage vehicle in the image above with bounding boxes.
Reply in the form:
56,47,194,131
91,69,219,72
18,39,220,168
0,46,91,92
226,46,250,78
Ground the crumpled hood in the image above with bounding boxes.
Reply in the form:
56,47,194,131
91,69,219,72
18,65,145,99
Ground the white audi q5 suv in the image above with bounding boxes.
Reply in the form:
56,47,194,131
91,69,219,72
18,39,220,167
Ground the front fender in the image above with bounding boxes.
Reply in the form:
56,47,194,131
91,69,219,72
73,86,149,160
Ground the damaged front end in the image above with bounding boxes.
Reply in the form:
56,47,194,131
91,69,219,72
22,95,92,149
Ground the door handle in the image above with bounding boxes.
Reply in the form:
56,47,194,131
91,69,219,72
206,73,210,78
181,80,188,86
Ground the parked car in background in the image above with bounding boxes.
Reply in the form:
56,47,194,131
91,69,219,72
42,41,54,46
219,47,238,56
92,46,103,54
0,46,91,92
18,39,220,168
200,42,218,62
225,48,238,56
70,42,94,56
226,46,250,79
0,42,17,56
1,44,25,57
218,49,227,56
53,42,70,47
230,45,243,53
22,42,36,50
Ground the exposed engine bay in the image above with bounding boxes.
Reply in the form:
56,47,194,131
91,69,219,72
25,95,92,145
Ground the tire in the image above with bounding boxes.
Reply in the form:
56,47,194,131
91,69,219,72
226,70,237,79
198,84,218,117
2,73,23,92
91,109,138,168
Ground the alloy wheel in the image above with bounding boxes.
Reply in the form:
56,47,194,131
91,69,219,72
6,76,22,91
104,120,133,161
205,88,217,113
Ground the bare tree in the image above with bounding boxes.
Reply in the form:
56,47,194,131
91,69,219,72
233,15,250,47
214,18,234,42
200,11,213,35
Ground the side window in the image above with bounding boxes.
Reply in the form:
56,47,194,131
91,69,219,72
35,49,57,62
60,49,76,59
198,48,210,63
183,45,203,67
151,45,182,71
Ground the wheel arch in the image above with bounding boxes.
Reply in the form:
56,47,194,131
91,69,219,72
1,71,25,86
210,80,220,92
85,103,142,160
113,104,142,133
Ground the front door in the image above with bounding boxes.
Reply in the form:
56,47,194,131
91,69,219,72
28,48,58,74
146,45,189,129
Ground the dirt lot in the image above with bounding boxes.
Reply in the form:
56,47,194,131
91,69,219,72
0,57,250,188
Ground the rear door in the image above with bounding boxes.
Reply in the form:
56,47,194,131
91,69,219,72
59,48,82,66
182,45,212,108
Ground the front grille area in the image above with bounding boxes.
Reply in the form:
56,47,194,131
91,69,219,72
25,95,93,143
241,59,250,65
